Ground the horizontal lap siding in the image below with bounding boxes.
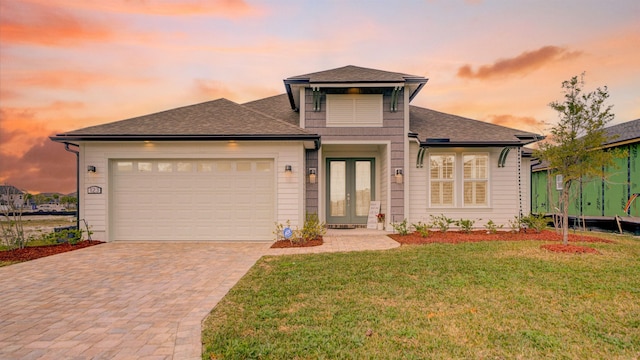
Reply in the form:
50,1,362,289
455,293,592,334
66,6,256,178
409,146,528,229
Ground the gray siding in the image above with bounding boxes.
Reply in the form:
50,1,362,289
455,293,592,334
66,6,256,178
304,88,407,220
305,149,319,214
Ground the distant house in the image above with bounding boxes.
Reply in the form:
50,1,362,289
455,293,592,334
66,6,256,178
0,185,25,209
51,65,543,242
531,119,640,224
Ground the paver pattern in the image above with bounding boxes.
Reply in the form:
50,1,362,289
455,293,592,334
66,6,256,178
0,229,397,359
0,242,269,360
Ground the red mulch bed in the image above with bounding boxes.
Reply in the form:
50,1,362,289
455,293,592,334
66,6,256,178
540,244,601,254
388,230,613,254
270,237,323,248
0,240,104,263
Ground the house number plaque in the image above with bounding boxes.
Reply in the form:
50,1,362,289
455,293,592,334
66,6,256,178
87,186,102,194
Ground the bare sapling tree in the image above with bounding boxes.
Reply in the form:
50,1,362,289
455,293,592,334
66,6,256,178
0,185,28,249
534,73,621,245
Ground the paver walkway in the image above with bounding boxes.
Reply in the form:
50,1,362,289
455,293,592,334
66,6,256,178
0,229,398,359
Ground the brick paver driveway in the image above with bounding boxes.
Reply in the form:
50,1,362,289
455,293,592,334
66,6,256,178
0,242,270,360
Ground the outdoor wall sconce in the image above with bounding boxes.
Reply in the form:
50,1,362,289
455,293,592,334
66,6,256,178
308,168,317,184
87,165,96,173
285,165,292,173
395,168,403,184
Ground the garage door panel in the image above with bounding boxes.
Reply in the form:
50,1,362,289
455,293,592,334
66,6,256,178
112,159,274,241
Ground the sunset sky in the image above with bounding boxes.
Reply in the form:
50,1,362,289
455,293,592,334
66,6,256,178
1,0,639,194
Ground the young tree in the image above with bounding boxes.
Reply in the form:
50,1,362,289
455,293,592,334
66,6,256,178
534,73,620,244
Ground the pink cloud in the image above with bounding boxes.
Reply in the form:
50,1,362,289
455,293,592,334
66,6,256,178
0,1,113,46
0,137,76,194
457,46,583,80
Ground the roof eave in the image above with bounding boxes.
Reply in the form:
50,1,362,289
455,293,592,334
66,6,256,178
419,140,529,147
50,133,320,143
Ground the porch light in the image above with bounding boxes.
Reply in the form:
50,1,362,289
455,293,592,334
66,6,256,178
308,168,317,184
395,168,403,184
285,165,292,173
87,165,96,173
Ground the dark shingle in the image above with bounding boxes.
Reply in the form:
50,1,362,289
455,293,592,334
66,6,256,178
242,94,299,126
603,119,640,145
409,106,541,145
285,65,424,83
57,98,312,137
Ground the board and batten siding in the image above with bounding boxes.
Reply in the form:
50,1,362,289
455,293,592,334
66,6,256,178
408,143,531,228
79,141,305,241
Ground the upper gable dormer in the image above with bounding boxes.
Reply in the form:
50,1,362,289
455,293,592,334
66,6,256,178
283,65,428,130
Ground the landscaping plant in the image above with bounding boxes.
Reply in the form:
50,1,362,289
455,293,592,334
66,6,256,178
430,214,455,233
455,218,476,233
391,219,409,236
300,213,326,242
508,215,524,233
522,213,548,233
484,220,503,234
412,221,430,237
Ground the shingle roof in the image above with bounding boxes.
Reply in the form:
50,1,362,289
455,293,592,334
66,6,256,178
242,94,299,126
51,98,317,141
409,106,541,145
283,65,428,111
603,118,640,145
285,65,426,83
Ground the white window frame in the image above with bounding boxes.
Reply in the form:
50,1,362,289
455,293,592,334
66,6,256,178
326,94,383,127
429,153,455,207
462,153,489,207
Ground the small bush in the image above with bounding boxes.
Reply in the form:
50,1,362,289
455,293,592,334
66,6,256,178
274,214,326,244
484,220,503,234
508,216,524,233
300,213,326,242
392,219,409,236
430,214,455,233
522,213,548,233
412,221,430,237
35,228,85,245
455,218,476,233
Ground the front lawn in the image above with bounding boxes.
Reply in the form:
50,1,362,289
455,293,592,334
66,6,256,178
202,232,640,359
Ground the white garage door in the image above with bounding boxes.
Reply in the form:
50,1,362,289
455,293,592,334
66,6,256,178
111,159,274,241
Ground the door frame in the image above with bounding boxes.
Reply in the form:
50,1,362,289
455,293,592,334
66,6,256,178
325,158,375,224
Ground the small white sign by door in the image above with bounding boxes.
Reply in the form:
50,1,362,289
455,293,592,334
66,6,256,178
367,201,381,229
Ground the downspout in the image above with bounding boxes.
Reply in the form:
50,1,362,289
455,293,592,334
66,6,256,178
63,143,80,231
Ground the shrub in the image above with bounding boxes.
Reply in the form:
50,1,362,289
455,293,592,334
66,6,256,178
522,213,548,233
430,214,455,233
274,214,326,245
455,218,476,233
412,221,430,237
484,220,503,234
392,219,409,236
508,216,524,233
35,227,85,245
300,213,326,242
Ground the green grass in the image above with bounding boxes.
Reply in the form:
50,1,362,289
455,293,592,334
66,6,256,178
202,233,640,359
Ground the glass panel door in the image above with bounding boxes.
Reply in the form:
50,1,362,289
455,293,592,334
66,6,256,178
327,159,374,224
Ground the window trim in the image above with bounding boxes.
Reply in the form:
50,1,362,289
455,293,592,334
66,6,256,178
326,94,383,127
428,152,491,208
462,153,489,207
428,153,456,207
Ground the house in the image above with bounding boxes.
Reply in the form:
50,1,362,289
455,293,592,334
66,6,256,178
531,118,640,229
0,185,25,209
51,65,542,242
